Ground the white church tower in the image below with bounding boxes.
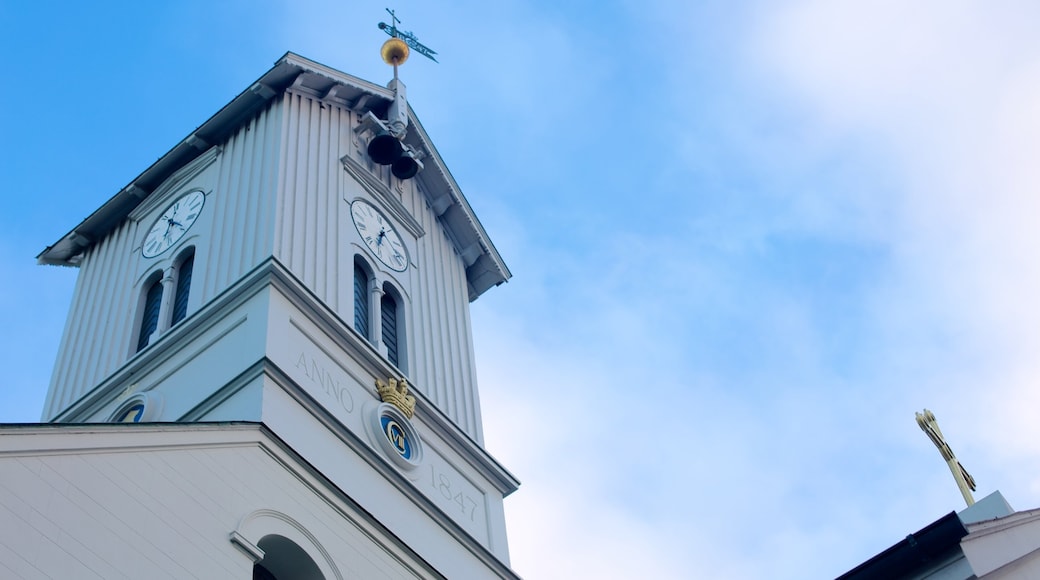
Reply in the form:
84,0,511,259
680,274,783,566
1,46,519,579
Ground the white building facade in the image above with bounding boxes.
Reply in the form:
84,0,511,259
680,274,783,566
2,52,519,579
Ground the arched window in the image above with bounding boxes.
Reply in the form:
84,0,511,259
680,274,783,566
354,261,371,340
381,291,400,367
137,275,163,352
135,247,195,355
231,510,339,580
172,250,194,325
381,283,406,371
253,535,324,580
353,257,406,369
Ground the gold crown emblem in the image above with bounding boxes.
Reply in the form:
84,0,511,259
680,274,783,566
376,377,416,418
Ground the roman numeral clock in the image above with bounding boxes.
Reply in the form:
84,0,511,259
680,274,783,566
142,190,205,258
351,199,408,272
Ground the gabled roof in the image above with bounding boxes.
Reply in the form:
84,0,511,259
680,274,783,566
37,52,510,301
838,511,969,579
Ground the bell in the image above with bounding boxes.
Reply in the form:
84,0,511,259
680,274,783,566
367,132,403,165
391,152,423,180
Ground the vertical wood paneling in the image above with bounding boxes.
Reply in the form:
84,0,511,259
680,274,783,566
440,232,457,420
449,253,475,437
48,223,137,416
202,102,280,300
69,232,113,405
257,105,280,263
48,249,95,413
459,269,484,443
425,214,449,412
328,107,345,311
316,104,332,305
416,214,442,406
286,94,304,272
205,120,233,297
274,93,293,264
277,93,344,309
311,100,326,295
49,254,85,411
225,107,254,287
96,226,134,378
237,116,259,276
42,267,86,417
448,239,467,427
300,97,316,290
226,113,251,288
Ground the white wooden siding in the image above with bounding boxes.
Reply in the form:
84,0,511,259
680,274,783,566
43,103,283,420
203,103,281,297
0,428,441,579
273,90,484,441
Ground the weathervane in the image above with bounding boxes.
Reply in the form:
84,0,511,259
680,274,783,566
378,8,439,64
916,408,977,507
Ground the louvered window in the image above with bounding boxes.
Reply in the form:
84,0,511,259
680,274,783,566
381,293,399,367
137,279,163,352
354,263,370,339
172,253,194,325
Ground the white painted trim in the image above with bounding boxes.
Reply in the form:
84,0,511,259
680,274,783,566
232,509,343,580
228,530,265,563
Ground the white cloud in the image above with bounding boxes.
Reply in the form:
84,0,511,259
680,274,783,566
477,310,745,579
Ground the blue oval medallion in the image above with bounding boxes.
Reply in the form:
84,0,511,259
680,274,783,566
381,415,412,460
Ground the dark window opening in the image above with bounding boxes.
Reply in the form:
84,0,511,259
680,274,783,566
354,262,370,339
381,292,399,366
172,253,194,325
137,279,163,352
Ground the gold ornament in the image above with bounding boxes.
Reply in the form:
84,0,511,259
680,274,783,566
380,37,410,66
376,377,416,418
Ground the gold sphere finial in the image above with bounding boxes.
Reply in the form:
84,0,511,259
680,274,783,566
381,37,410,66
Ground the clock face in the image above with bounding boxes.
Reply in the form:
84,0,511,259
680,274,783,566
351,200,408,272
142,190,205,258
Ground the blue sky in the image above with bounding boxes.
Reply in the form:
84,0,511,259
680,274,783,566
4,1,1040,577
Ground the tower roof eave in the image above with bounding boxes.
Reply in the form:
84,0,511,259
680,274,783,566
37,52,510,300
